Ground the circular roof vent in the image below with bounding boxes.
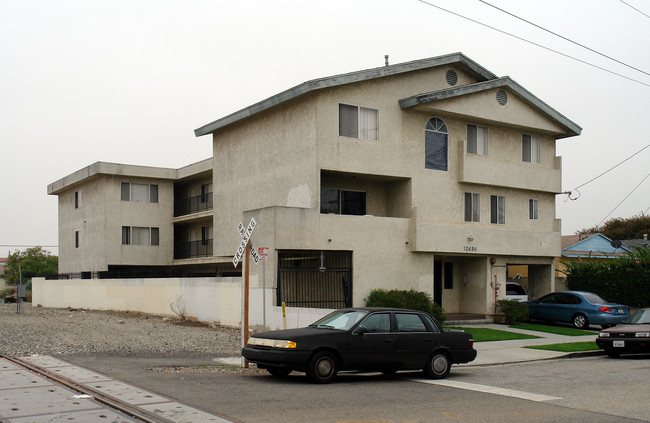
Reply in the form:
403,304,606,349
496,89,508,106
446,69,458,86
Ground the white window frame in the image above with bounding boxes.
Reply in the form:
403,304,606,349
121,226,160,246
464,192,480,222
121,182,159,203
529,198,539,220
522,134,541,164
338,103,379,141
467,124,488,156
491,195,506,225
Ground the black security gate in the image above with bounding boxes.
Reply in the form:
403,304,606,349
277,250,352,309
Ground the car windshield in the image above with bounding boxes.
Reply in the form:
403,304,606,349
625,309,650,324
580,292,606,304
310,310,368,331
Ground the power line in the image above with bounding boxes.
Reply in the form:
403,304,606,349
620,0,650,20
480,0,650,77
570,144,650,195
415,0,650,87
597,172,650,227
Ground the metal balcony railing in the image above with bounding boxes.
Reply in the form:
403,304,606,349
174,239,213,260
174,193,213,217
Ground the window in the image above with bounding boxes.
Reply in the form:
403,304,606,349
200,183,212,203
74,191,81,209
467,124,488,155
464,192,480,222
396,313,427,332
320,188,367,215
339,103,379,141
121,226,159,246
74,231,80,248
491,195,506,224
444,262,453,289
201,226,212,245
529,199,539,220
425,118,448,171
121,182,159,203
522,134,540,163
357,313,391,333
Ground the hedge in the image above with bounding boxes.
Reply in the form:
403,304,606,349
365,289,446,321
563,247,650,307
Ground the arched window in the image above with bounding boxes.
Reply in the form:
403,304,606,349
425,118,448,171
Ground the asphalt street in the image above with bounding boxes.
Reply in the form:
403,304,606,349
62,352,650,423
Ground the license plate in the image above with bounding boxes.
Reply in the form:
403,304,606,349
613,340,625,348
617,309,625,314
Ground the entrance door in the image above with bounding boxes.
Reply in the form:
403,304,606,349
434,260,442,306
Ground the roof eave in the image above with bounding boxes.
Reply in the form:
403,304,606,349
194,53,497,137
399,77,582,138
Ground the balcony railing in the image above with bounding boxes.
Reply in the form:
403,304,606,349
174,193,213,217
174,239,213,260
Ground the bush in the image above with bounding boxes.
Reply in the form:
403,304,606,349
365,289,446,322
496,300,530,324
0,287,13,299
563,247,650,307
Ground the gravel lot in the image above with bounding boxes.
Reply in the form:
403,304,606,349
0,302,242,358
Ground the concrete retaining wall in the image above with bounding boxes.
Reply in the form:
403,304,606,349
31,277,331,330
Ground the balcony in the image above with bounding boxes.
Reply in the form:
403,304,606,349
174,193,213,217
174,239,213,260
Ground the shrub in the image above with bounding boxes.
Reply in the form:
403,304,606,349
496,300,530,324
563,247,650,307
0,287,13,299
365,289,446,322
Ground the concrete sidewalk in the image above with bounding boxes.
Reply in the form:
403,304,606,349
453,323,601,366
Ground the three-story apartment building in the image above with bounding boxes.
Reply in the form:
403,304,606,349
49,53,580,318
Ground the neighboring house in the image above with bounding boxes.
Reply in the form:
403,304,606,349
48,52,581,318
555,233,632,291
622,234,650,251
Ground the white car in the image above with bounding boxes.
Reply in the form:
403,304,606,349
505,282,528,302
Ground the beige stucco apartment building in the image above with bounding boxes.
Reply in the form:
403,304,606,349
45,53,580,321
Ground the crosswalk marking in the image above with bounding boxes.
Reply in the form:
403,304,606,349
412,378,562,402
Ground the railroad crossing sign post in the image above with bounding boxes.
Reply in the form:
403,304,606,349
234,218,257,367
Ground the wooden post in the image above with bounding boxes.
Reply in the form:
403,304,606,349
244,242,250,368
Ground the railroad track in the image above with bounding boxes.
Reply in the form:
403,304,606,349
0,353,176,423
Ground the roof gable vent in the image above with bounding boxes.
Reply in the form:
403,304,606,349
496,89,508,106
446,69,458,86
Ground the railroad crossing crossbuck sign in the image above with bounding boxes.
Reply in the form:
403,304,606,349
233,217,259,267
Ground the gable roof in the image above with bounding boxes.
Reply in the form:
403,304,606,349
562,233,631,258
399,77,581,138
194,52,496,137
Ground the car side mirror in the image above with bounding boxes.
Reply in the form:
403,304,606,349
354,327,369,335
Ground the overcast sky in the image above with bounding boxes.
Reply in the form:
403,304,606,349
1,0,649,256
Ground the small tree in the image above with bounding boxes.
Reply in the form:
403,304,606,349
1,247,58,286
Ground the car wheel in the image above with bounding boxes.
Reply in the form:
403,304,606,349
424,351,451,379
266,367,291,378
306,351,338,384
572,313,589,329
605,349,621,358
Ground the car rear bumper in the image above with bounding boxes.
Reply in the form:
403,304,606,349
588,313,630,325
241,346,312,371
450,348,477,364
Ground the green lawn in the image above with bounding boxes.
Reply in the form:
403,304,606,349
445,327,541,342
524,341,600,353
509,323,598,336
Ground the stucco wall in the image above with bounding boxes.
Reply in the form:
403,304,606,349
31,277,331,330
